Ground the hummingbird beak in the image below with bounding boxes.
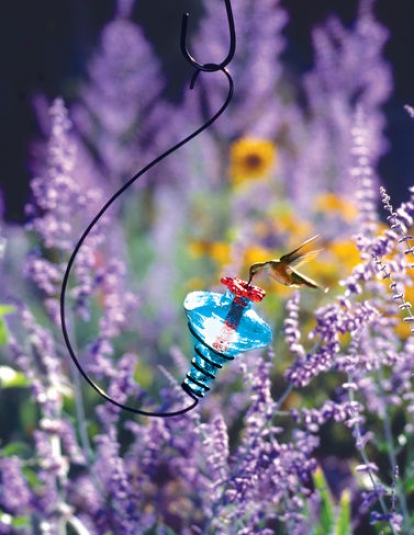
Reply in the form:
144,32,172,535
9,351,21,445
247,262,266,286
247,266,256,286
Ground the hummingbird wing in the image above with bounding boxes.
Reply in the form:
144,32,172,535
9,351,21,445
289,267,322,289
279,235,322,267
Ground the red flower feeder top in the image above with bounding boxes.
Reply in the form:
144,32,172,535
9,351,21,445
221,276,266,302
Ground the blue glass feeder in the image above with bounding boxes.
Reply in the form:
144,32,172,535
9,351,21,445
182,276,272,398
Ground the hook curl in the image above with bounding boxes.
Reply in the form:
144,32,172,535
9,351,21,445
181,0,236,74
60,4,236,418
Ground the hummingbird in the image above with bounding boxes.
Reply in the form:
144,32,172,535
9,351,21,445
247,235,325,290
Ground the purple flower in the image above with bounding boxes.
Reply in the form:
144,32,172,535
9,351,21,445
39,418,86,466
72,0,165,180
285,301,353,387
96,259,138,340
24,98,110,328
283,291,306,359
124,412,206,533
370,511,403,532
33,430,69,480
304,1,391,189
201,414,229,502
95,352,140,428
222,426,318,531
292,399,364,434
288,1,391,214
0,457,32,515
350,108,381,240
25,98,102,253
8,304,69,415
359,483,387,515
92,432,141,532
66,475,104,535
192,0,288,138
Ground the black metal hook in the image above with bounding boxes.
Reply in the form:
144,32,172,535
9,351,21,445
180,0,236,74
60,5,236,418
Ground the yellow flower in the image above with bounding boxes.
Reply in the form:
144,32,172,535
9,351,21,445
185,276,207,292
329,239,361,272
251,216,313,260
315,193,358,223
229,138,276,185
242,245,270,269
188,240,231,265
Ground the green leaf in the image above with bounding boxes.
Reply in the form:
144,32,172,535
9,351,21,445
0,305,15,317
335,489,351,535
0,304,14,345
20,400,39,432
22,466,41,488
0,366,30,388
157,528,177,535
0,513,30,530
313,466,335,532
0,320,8,345
0,441,31,458
11,515,30,528
404,475,414,494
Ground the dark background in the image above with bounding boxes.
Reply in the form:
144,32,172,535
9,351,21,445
1,0,414,222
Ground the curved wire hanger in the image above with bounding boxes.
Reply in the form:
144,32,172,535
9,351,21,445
181,0,235,75
60,0,236,418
